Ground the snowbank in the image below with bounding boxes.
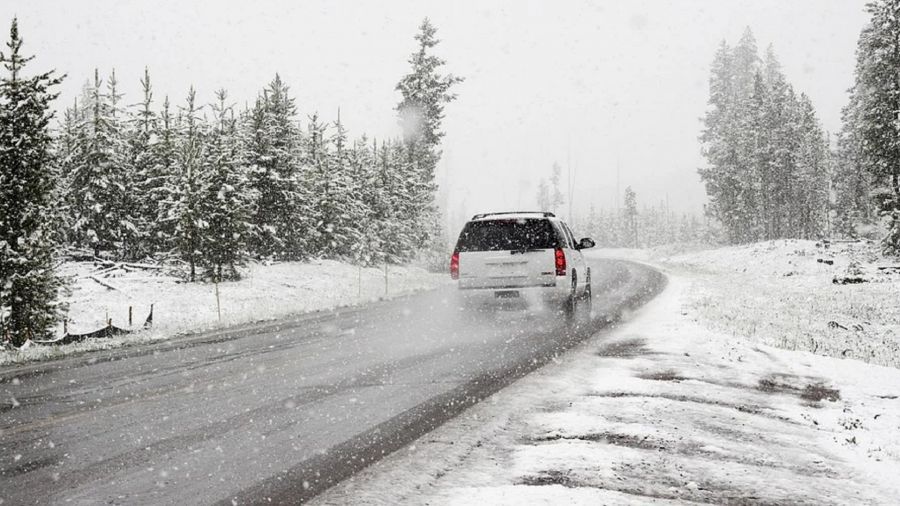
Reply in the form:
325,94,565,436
0,260,447,366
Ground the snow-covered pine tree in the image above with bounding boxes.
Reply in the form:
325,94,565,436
842,0,900,254
795,94,830,239
624,187,638,247
105,69,141,259
54,98,80,246
59,100,80,164
699,41,742,243
833,87,874,238
700,29,830,245
347,136,381,266
302,113,331,257
67,69,123,257
328,113,366,259
360,138,393,265
760,48,795,239
732,28,760,100
759,51,785,239
0,18,66,345
730,33,763,242
125,67,159,259
149,95,177,255
549,162,565,215
304,112,363,258
244,75,308,259
392,139,427,261
395,18,462,260
166,87,206,281
379,139,414,262
199,89,254,281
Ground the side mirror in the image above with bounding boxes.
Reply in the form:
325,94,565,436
577,237,595,250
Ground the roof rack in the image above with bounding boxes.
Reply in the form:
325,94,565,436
470,211,556,220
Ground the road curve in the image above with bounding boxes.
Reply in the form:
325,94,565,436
0,258,665,505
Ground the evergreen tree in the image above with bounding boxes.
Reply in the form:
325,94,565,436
396,18,463,159
842,0,900,254
699,40,742,242
549,162,565,214
199,89,254,281
347,136,381,265
623,187,638,247
149,95,177,254
244,75,308,259
55,98,80,246
167,87,206,281
699,29,831,244
67,69,122,256
380,140,415,262
834,87,874,238
395,18,462,258
0,18,66,345
795,94,830,239
327,113,366,258
125,67,159,258
303,113,344,257
732,28,760,100
106,69,141,259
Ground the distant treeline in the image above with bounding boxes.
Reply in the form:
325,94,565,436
57,21,461,281
58,72,435,280
532,166,716,249
580,206,714,250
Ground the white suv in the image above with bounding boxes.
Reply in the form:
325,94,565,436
450,212,595,313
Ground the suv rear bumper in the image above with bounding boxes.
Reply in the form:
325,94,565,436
457,274,562,291
456,279,571,304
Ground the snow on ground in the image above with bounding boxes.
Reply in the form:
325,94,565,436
0,260,447,366
659,239,900,368
312,270,900,505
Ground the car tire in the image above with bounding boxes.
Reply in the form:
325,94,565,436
563,271,577,317
583,268,592,298
582,268,593,312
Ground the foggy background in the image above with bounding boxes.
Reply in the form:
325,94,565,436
1,0,870,234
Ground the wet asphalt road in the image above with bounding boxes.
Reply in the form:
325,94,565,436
0,258,664,505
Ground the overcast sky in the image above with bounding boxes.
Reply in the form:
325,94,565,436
2,0,871,229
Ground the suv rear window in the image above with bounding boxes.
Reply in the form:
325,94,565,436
455,219,560,252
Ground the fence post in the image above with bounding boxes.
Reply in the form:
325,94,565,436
128,306,133,327
215,281,222,323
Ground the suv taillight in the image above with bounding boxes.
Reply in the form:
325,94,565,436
450,250,460,280
555,247,566,276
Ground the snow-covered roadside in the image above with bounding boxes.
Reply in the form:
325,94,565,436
312,273,900,505
0,260,447,366
661,240,900,368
